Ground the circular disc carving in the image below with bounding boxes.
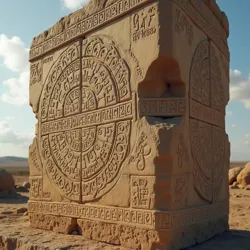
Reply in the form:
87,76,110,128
189,39,226,202
39,37,134,202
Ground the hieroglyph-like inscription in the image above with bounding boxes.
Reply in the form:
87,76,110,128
132,5,157,42
139,98,186,117
190,39,226,202
30,61,42,86
29,0,154,60
129,132,151,171
38,36,135,202
175,8,194,45
28,200,228,230
131,177,151,209
173,0,229,60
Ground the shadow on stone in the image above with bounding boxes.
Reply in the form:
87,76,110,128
0,193,28,204
186,230,250,250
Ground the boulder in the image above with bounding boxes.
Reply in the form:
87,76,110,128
237,162,250,187
0,169,15,193
229,166,244,185
23,182,30,189
15,207,28,214
15,185,28,192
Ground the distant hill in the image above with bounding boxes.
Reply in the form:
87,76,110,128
0,156,28,168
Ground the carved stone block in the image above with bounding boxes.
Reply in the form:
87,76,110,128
28,0,230,249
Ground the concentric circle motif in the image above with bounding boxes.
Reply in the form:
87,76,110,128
189,39,226,202
39,37,134,202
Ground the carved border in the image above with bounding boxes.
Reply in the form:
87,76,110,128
189,0,228,43
29,0,229,61
173,0,229,61
28,200,228,230
139,98,186,117
190,100,225,128
29,0,154,60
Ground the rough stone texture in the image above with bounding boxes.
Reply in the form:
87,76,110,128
28,0,230,249
237,162,250,188
0,169,15,194
229,167,243,185
1,189,250,250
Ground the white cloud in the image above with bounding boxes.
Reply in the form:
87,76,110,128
61,0,89,10
0,34,29,106
4,116,15,121
230,69,250,109
244,134,250,147
0,120,33,146
232,124,237,128
1,71,29,105
226,110,233,116
0,34,29,72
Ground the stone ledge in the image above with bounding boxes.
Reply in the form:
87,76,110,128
0,215,128,250
1,214,250,250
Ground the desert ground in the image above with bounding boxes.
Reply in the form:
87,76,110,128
1,163,250,250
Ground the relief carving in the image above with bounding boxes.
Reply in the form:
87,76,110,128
29,177,43,200
28,138,42,176
129,132,151,171
176,133,188,169
131,177,152,209
37,36,136,202
28,200,229,230
132,5,157,42
175,8,194,45
30,0,148,59
172,176,188,208
30,61,42,86
190,39,227,202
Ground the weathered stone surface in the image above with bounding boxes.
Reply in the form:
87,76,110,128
28,0,230,249
0,169,15,194
229,167,243,185
237,162,250,188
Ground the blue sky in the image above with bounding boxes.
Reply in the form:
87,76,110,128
0,0,249,161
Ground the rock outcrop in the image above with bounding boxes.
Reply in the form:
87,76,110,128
0,169,15,197
237,162,250,188
229,167,244,185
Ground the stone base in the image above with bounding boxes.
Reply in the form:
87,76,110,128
29,213,229,250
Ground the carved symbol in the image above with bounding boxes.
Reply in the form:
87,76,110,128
30,177,42,200
173,176,187,208
175,8,194,45
131,177,151,209
189,39,226,202
177,134,188,169
30,61,42,86
132,6,157,42
129,132,151,171
38,37,134,202
139,98,186,117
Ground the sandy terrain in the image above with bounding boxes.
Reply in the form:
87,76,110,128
0,188,250,249
1,168,250,249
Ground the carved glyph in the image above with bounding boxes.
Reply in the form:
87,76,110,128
190,39,227,202
37,36,137,202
